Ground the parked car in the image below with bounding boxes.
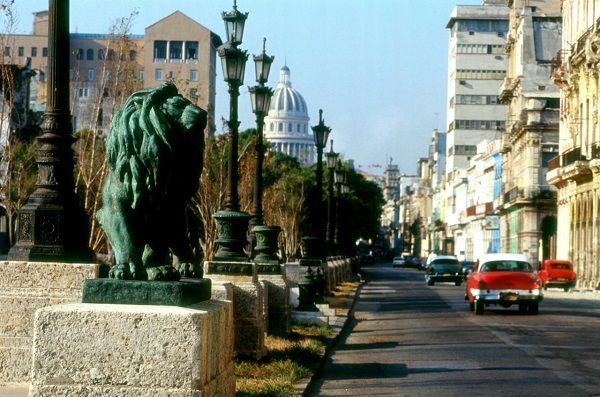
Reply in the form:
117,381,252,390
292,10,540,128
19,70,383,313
538,259,576,291
392,256,405,267
425,255,462,286
466,253,542,315
460,260,475,278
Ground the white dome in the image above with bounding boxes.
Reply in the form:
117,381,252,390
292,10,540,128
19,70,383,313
269,66,308,116
264,65,314,165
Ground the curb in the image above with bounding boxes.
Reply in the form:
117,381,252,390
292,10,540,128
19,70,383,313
299,278,366,396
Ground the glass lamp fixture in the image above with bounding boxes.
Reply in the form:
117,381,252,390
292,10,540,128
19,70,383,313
326,140,338,169
218,42,248,84
312,109,331,149
249,85,273,114
253,37,274,84
222,0,248,45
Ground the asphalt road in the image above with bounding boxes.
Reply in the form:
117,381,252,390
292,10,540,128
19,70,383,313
307,262,600,397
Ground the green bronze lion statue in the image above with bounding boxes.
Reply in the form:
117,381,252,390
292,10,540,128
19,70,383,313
97,82,206,281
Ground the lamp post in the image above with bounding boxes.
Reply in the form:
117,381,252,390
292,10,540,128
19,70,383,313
248,38,281,265
213,0,250,262
311,109,331,253
325,140,338,252
334,164,346,248
8,0,93,262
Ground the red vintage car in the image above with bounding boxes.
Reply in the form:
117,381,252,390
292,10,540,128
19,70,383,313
465,253,542,315
538,259,576,291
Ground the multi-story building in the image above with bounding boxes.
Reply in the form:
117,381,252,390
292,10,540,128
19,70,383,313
444,0,509,256
548,0,600,288
264,65,315,165
6,10,221,135
498,0,561,267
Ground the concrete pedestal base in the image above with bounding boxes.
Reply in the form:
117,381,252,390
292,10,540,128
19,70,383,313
0,261,99,383
29,301,234,397
258,272,290,335
204,261,266,359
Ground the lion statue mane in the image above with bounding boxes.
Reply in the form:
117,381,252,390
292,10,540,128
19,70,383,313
97,82,206,281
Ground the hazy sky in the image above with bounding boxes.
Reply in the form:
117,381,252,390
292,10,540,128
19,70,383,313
11,0,482,175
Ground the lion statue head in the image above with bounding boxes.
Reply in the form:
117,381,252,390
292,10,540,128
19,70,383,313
97,82,206,281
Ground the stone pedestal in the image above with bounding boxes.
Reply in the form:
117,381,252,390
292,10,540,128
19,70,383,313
0,261,99,383
257,263,290,335
29,301,234,397
204,261,266,359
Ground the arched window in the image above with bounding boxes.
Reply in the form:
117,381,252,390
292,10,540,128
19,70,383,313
129,50,137,61
86,49,94,60
98,49,104,60
76,48,84,60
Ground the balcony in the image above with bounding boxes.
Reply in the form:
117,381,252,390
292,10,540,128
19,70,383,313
562,147,585,167
499,77,518,103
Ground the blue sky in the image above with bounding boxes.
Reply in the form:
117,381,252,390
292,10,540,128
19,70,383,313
11,0,481,175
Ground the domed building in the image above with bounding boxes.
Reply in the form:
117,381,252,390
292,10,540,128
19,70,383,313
264,65,315,165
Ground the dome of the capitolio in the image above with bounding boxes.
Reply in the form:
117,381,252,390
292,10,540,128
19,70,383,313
268,66,308,116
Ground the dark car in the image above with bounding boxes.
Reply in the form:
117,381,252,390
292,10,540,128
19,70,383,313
425,256,463,286
460,261,475,278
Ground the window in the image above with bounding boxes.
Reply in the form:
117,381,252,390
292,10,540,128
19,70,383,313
86,49,94,60
87,68,95,81
107,49,115,60
155,68,163,81
270,123,274,131
297,124,301,132
97,108,103,127
169,40,182,60
190,69,198,81
97,49,104,60
129,50,137,61
18,47,24,57
76,48,84,60
186,41,198,61
168,71,174,79
139,70,144,81
154,40,166,60
278,123,283,132
288,123,292,132
189,88,198,99
42,47,48,57
31,47,37,57
4,47,10,56
79,87,89,98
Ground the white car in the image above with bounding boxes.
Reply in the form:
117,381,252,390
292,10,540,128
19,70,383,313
392,256,405,267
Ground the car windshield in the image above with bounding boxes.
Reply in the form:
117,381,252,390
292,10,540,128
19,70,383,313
432,259,458,265
480,260,532,272
551,263,571,269
431,263,459,272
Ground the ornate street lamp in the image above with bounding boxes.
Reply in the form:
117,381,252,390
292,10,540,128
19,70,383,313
248,38,281,265
311,109,331,247
334,164,346,247
325,140,338,250
212,1,250,262
8,0,93,262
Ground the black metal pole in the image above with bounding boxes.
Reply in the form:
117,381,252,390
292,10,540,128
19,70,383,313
8,0,93,262
334,181,341,246
251,113,265,226
326,167,335,247
225,83,241,212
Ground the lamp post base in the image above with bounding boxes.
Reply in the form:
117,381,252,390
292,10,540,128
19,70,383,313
213,210,250,262
252,225,281,263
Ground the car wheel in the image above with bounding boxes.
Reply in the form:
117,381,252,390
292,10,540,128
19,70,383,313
528,302,539,315
475,300,484,315
427,279,434,286
455,281,462,286
518,303,527,314
469,301,474,311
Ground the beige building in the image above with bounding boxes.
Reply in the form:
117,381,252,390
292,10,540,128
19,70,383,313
548,0,600,288
498,0,561,267
5,10,221,134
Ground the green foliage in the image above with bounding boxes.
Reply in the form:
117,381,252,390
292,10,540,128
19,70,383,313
6,139,36,204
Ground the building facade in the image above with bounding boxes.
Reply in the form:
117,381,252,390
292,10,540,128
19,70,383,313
444,1,509,256
498,0,561,268
548,0,600,288
6,10,221,135
264,65,314,165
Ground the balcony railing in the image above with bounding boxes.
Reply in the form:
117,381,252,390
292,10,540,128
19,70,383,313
547,155,560,171
562,147,586,167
